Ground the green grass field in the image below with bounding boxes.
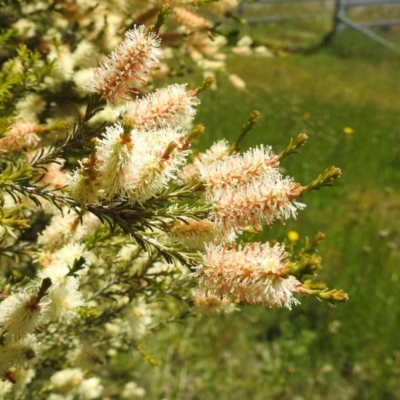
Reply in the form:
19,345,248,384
116,17,400,400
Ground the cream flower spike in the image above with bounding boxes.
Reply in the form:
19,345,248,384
0,291,49,342
94,123,190,204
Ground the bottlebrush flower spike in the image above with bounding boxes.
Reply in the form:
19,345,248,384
0,291,49,342
0,334,40,377
0,120,42,152
37,209,100,251
196,242,302,309
173,7,213,32
68,155,103,205
199,145,306,233
210,175,305,233
86,26,162,103
168,217,235,249
120,84,200,129
179,139,230,184
199,145,279,188
169,218,215,249
94,123,190,204
193,293,238,315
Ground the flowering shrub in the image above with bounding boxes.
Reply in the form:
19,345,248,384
0,1,347,398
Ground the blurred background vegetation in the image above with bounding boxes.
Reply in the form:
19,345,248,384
112,2,400,399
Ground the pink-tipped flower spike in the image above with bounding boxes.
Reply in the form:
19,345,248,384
120,84,200,129
210,174,305,233
179,139,230,184
199,145,279,188
0,120,42,153
168,217,235,249
198,145,305,233
86,26,162,104
196,242,302,309
173,7,213,32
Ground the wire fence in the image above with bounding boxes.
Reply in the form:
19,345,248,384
238,0,400,51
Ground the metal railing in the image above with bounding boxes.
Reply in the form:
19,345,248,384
238,0,400,51
330,0,400,50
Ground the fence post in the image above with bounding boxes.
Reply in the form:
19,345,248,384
320,0,342,46
238,1,245,16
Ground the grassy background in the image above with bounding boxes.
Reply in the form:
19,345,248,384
117,7,400,400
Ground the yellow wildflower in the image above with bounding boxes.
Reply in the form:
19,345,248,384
288,230,299,242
